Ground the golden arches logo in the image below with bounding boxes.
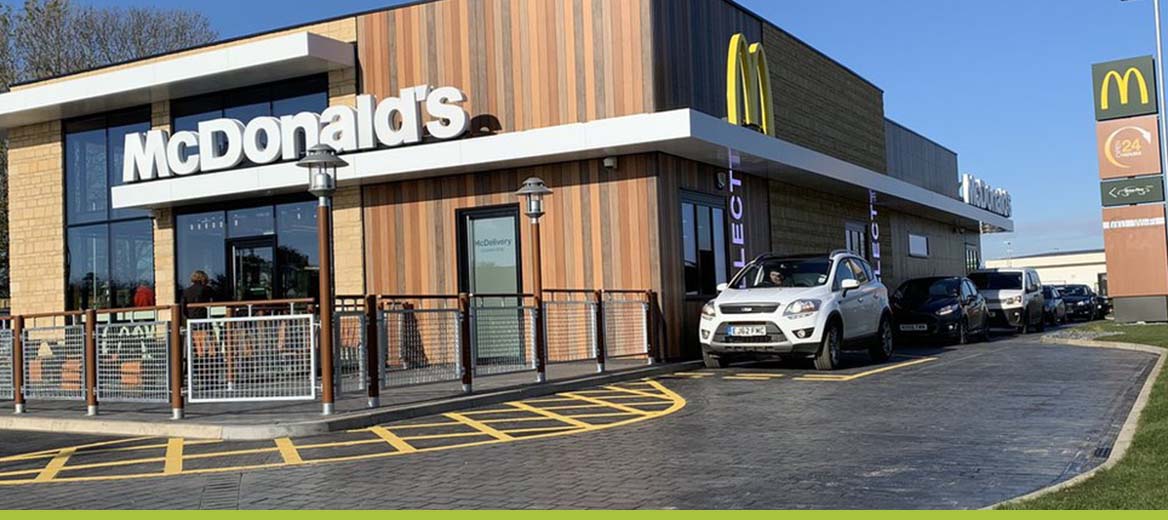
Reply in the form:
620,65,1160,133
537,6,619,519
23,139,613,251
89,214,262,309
726,33,774,136
1100,67,1150,110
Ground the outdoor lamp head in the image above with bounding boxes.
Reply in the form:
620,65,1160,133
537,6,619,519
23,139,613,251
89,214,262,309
296,144,347,199
516,177,553,220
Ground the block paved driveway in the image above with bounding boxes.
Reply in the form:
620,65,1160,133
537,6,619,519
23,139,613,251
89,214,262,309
0,334,1155,509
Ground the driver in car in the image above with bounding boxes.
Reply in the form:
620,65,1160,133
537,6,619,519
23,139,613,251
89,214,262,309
766,269,786,287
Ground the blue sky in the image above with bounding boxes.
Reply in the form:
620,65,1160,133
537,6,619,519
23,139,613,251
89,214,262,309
89,0,1164,260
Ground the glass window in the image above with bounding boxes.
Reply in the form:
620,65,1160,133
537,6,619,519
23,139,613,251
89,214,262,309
276,201,319,299
680,195,728,297
110,220,155,308
177,211,227,301
848,259,869,284
832,260,855,291
65,125,109,224
845,222,867,259
969,272,1022,290
67,224,110,310
732,257,831,289
228,206,275,238
908,233,930,258
64,107,154,310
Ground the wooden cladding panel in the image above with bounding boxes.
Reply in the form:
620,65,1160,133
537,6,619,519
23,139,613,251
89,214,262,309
362,155,661,297
651,0,762,116
655,154,771,359
357,0,653,135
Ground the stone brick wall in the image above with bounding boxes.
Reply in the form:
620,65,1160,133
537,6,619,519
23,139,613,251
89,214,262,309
150,101,176,305
328,66,366,296
6,121,65,315
762,24,888,174
885,211,980,289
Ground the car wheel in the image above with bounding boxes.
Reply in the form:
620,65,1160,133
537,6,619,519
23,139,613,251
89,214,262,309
978,321,991,342
956,319,969,345
869,316,894,362
701,349,730,369
1017,315,1029,335
814,322,841,371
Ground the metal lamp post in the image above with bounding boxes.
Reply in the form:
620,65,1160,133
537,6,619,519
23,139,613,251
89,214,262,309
516,177,552,383
297,144,347,415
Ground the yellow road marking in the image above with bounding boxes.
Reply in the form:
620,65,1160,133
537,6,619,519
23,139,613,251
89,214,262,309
368,426,417,453
521,397,580,403
498,425,577,434
296,439,383,450
734,373,784,377
399,431,488,441
459,408,531,416
0,380,686,487
723,375,781,381
672,372,710,376
444,413,514,441
558,392,651,416
538,404,607,411
794,357,938,381
479,416,555,424
274,438,303,465
34,448,75,482
602,385,674,400
163,438,183,475
507,401,592,429
347,420,460,433
0,436,155,463
184,447,277,460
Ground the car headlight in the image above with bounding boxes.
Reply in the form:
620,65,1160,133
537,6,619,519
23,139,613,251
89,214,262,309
1004,295,1022,306
701,301,716,320
1078,301,1088,307
783,299,821,318
936,304,960,316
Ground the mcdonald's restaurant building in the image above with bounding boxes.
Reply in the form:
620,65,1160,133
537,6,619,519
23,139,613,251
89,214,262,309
0,0,1012,360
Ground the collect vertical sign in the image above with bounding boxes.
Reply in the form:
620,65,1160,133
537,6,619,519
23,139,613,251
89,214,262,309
729,169,748,269
868,189,881,279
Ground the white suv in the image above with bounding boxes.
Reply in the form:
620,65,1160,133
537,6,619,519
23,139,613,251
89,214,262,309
968,268,1046,334
698,251,894,370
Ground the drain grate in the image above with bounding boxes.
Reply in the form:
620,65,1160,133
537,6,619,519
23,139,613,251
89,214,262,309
1093,446,1113,459
199,474,242,510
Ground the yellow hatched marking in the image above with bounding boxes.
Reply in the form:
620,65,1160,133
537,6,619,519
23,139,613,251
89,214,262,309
498,425,577,434
794,357,938,382
479,416,557,424
521,397,581,403
443,413,515,441
538,404,607,411
163,438,183,475
369,426,417,453
723,375,780,381
570,412,637,419
459,408,531,416
184,447,277,460
558,392,651,416
507,401,592,429
348,421,460,433
296,439,382,450
274,438,303,465
400,431,488,441
35,448,76,482
603,385,674,400
0,436,155,463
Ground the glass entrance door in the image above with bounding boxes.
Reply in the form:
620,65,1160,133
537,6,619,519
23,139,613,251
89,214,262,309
459,206,524,369
229,238,275,301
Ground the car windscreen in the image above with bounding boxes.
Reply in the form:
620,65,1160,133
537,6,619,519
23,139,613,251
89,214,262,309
968,272,1022,291
1059,285,1089,297
1042,287,1054,298
894,279,958,304
732,258,831,289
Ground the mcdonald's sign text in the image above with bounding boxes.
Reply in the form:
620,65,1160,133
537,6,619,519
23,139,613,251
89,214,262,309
1092,56,1158,121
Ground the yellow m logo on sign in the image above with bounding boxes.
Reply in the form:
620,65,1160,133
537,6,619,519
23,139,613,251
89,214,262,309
1100,67,1150,111
726,33,774,137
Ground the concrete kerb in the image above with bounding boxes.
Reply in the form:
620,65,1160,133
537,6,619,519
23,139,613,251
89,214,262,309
0,360,703,441
987,335,1166,509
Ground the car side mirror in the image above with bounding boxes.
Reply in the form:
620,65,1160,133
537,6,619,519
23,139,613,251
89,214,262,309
716,283,728,293
840,279,860,294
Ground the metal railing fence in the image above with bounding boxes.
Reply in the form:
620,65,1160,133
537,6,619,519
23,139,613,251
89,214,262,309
21,325,86,400
602,296,651,360
186,314,316,403
470,301,537,376
95,321,171,403
544,299,598,364
0,329,12,401
380,305,463,387
336,311,367,393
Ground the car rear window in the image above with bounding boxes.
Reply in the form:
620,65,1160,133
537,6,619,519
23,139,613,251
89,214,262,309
969,272,1022,290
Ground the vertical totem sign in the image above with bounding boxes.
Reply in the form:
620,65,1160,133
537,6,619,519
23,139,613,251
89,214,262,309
868,190,881,279
724,32,776,268
728,169,747,269
1092,55,1168,321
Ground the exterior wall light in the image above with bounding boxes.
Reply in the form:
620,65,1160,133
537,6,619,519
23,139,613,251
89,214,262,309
516,176,553,222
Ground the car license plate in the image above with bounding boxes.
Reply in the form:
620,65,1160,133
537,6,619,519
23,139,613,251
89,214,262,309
727,325,767,337
899,323,927,332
